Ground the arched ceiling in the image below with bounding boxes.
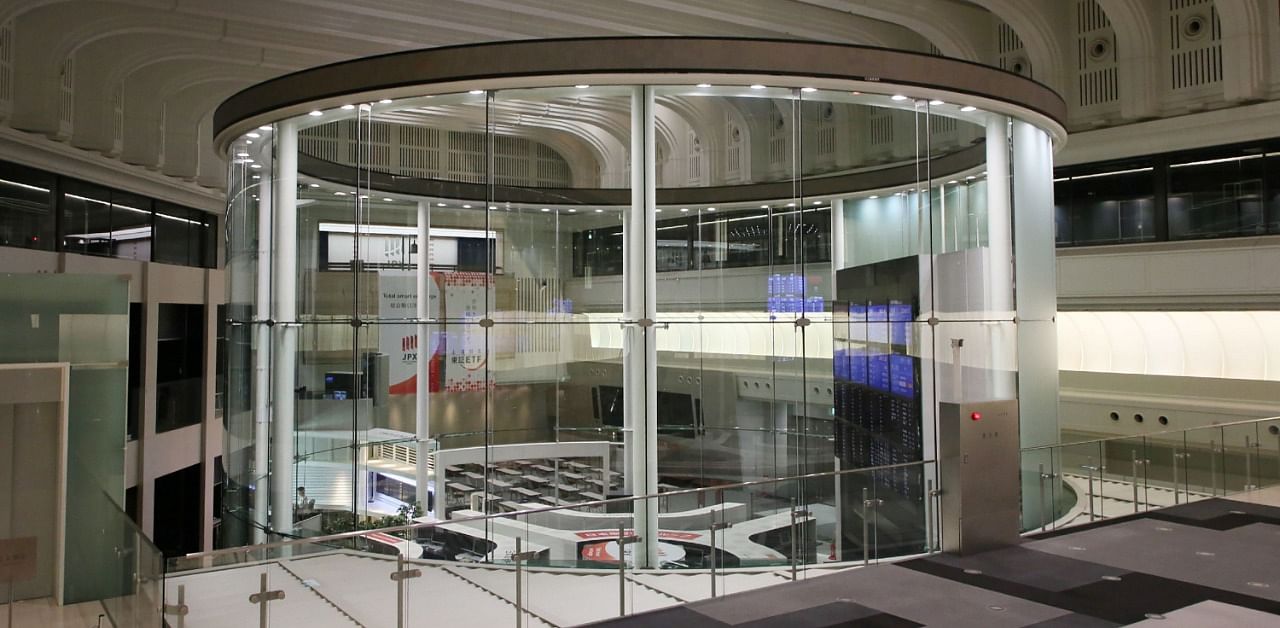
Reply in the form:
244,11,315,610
0,0,1274,210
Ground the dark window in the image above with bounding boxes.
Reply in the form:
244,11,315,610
0,161,55,250
1168,148,1268,240
153,463,203,558
61,179,114,256
1055,160,1157,246
109,190,153,261
155,202,214,267
156,303,205,433
127,303,143,441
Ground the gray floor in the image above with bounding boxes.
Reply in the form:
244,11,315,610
590,493,1280,627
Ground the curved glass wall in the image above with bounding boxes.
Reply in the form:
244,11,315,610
221,71,1059,565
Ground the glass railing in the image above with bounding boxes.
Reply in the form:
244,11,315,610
1021,415,1280,533
167,459,938,627
79,484,165,628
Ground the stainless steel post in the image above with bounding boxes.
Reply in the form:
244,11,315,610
389,555,422,628
709,517,731,598
1210,439,1218,495
163,585,190,628
1245,435,1255,491
248,572,285,628
515,537,523,628
789,503,810,580
1132,451,1140,513
861,487,869,566
615,524,641,617
1083,458,1097,521
924,480,935,551
1173,451,1185,504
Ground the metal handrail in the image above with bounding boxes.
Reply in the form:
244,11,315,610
174,458,930,564
1020,415,1280,452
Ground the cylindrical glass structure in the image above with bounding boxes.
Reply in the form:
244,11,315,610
216,38,1066,564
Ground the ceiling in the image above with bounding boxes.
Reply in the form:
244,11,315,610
0,0,1273,208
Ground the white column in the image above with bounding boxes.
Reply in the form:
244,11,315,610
416,200,433,516
984,116,1015,400
625,86,659,568
271,119,298,537
253,170,273,544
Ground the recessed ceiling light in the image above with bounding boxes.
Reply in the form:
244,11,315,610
334,191,346,196
567,208,577,212
258,125,272,131
929,99,944,106
749,84,766,90
236,151,250,157
948,180,958,184
594,209,603,213
246,132,261,139
680,207,689,212
960,105,977,112
462,204,472,209
308,110,323,116
250,163,262,169
382,198,393,202
655,208,662,213
469,89,484,95
786,202,796,207
379,99,393,104
706,207,716,212
574,84,589,89
252,175,260,180
869,195,879,199
760,205,769,209
245,140,254,144
696,83,712,88
891,94,908,101
541,207,550,212
801,87,817,93
309,183,320,188
437,202,447,206
813,201,822,205
341,104,355,110
359,195,368,199
488,206,497,210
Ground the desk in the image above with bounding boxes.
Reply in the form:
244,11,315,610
511,487,541,501
540,496,576,507
495,467,522,478
530,464,555,474
579,491,604,501
461,471,485,486
560,472,585,483
524,474,551,486
444,465,464,474
564,461,591,471
554,483,581,495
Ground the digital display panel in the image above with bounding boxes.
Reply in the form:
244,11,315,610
889,354,915,397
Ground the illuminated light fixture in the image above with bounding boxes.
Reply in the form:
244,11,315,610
541,207,550,212
760,205,769,209
469,89,485,95
574,84,589,89
341,104,355,110
800,87,817,93
250,164,262,169
258,125,272,131
1060,166,1153,181
960,105,977,112
786,202,796,207
382,198,393,202
965,175,976,180
869,195,879,199
594,209,603,213
850,90,862,95
359,195,369,199
680,207,689,212
696,83,711,88
334,191,346,196
309,183,320,188
246,132,261,139
308,110,323,116
929,99,944,106
970,412,982,421
655,208,662,213
948,180,958,184
567,208,576,213
488,206,498,210
706,207,716,212
252,175,261,180
749,84,766,90
437,202,447,207
1171,154,1263,168
236,151,250,157
462,204,472,209
379,98,393,104
246,140,254,144
890,94,908,101
812,201,822,205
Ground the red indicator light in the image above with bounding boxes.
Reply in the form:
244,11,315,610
970,412,982,421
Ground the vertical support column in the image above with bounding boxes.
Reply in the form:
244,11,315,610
1010,120,1059,449
270,119,298,537
253,171,273,544
624,85,659,568
984,116,1014,401
415,200,432,517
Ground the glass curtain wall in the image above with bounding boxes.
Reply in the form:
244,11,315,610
222,82,1057,565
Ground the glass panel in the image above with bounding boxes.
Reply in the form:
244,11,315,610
61,178,113,256
1055,160,1156,246
155,303,205,433
109,190,152,262
1168,148,1267,240
0,160,56,250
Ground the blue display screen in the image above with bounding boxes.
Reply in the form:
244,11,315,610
889,354,915,397
848,348,867,384
868,352,890,392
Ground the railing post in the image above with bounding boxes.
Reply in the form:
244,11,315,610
511,537,539,628
1131,451,1141,513
1245,435,1256,491
1083,459,1097,521
1173,451,1186,504
709,515,731,598
163,584,189,628
248,572,285,628
1038,464,1056,531
861,488,882,566
1210,439,1218,495
389,554,422,628
616,524,642,616
790,501,810,580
